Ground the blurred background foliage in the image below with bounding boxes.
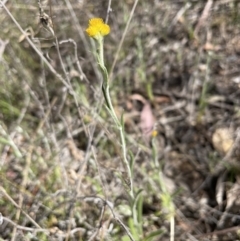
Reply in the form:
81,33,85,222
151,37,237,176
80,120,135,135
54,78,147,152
1,0,240,240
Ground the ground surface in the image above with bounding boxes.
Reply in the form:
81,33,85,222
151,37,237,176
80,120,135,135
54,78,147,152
1,0,240,240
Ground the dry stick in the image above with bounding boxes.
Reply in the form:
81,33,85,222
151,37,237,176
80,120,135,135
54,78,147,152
0,0,7,7
2,217,48,234
0,187,41,229
4,2,86,146
36,39,64,164
35,97,65,180
87,204,106,241
40,1,88,137
195,225,240,239
37,36,51,110
194,0,213,37
65,126,97,241
85,147,111,240
3,216,85,237
167,2,191,33
64,0,100,81
11,146,33,241
37,1,89,138
53,36,88,137
9,4,84,11
58,38,97,94
36,97,57,133
78,196,135,241
105,0,112,24
1,3,70,90
109,0,140,82
91,145,108,199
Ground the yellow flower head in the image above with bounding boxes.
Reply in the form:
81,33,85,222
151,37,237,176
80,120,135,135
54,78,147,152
151,130,158,138
86,18,110,39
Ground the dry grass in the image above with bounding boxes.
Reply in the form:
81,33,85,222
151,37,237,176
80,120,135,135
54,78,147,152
1,0,240,240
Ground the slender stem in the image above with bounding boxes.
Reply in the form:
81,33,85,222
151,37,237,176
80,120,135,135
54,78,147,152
105,76,133,198
170,215,175,241
98,39,133,198
98,38,104,67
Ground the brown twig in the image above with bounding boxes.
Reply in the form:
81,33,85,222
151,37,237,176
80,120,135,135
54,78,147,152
194,0,213,37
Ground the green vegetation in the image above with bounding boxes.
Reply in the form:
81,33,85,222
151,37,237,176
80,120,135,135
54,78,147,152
1,0,240,240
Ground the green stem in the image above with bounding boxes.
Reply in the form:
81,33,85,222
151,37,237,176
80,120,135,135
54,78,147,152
98,38,104,67
98,39,133,198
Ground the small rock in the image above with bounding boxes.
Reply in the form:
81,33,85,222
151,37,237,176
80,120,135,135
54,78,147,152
212,128,234,155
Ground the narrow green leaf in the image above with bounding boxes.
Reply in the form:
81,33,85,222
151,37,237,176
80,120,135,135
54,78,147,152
144,229,166,241
129,151,134,176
